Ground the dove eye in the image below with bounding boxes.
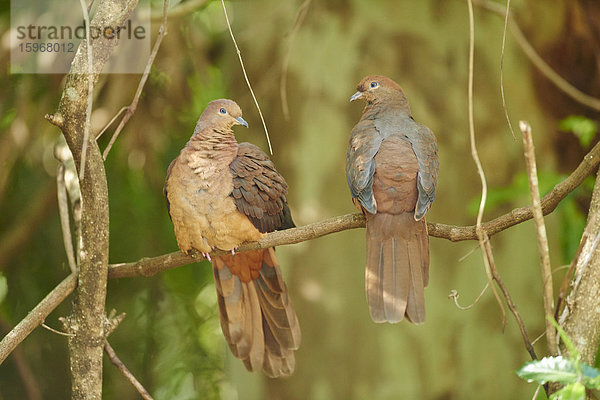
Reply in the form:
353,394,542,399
219,108,227,114
370,81,379,89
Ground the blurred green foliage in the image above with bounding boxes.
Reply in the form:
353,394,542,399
560,115,598,148
1,0,599,399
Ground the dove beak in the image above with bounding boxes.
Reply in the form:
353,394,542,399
235,116,249,128
350,91,363,102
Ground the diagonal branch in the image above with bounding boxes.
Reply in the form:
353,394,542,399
472,0,600,112
1,133,599,364
481,232,538,360
104,341,154,400
101,0,170,160
109,138,600,278
0,274,77,364
431,139,600,241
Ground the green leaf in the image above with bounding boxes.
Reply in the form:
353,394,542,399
559,115,598,147
550,382,586,400
516,356,579,384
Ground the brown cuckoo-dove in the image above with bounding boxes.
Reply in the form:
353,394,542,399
164,99,300,377
346,75,439,324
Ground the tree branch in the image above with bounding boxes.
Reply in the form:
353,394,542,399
0,274,77,364
429,139,600,241
520,121,557,355
108,132,600,278
44,1,139,398
559,170,600,364
481,232,538,360
107,138,600,279
104,341,154,400
1,131,599,365
472,0,600,112
101,0,169,160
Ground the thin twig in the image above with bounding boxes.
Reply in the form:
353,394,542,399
41,323,75,337
280,0,312,120
531,330,545,346
0,274,77,364
103,0,170,160
499,0,516,139
482,232,537,360
78,0,94,181
472,0,600,112
56,164,77,273
466,0,505,323
0,318,42,400
221,0,273,155
448,283,489,310
520,120,557,355
431,139,600,241
104,341,154,400
458,244,479,262
531,384,542,400
95,106,126,140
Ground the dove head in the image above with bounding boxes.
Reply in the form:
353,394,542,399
194,99,248,135
350,75,410,111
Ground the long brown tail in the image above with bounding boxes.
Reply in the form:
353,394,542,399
212,248,301,377
365,212,429,324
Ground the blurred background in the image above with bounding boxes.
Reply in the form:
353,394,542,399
1,0,599,399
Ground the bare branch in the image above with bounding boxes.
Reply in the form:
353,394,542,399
520,121,557,355
473,0,600,112
105,134,600,278
41,323,75,337
56,162,77,273
430,139,600,241
0,274,77,364
108,213,366,278
0,318,42,400
1,133,598,364
104,341,154,400
482,232,538,361
48,1,140,397
102,0,170,160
